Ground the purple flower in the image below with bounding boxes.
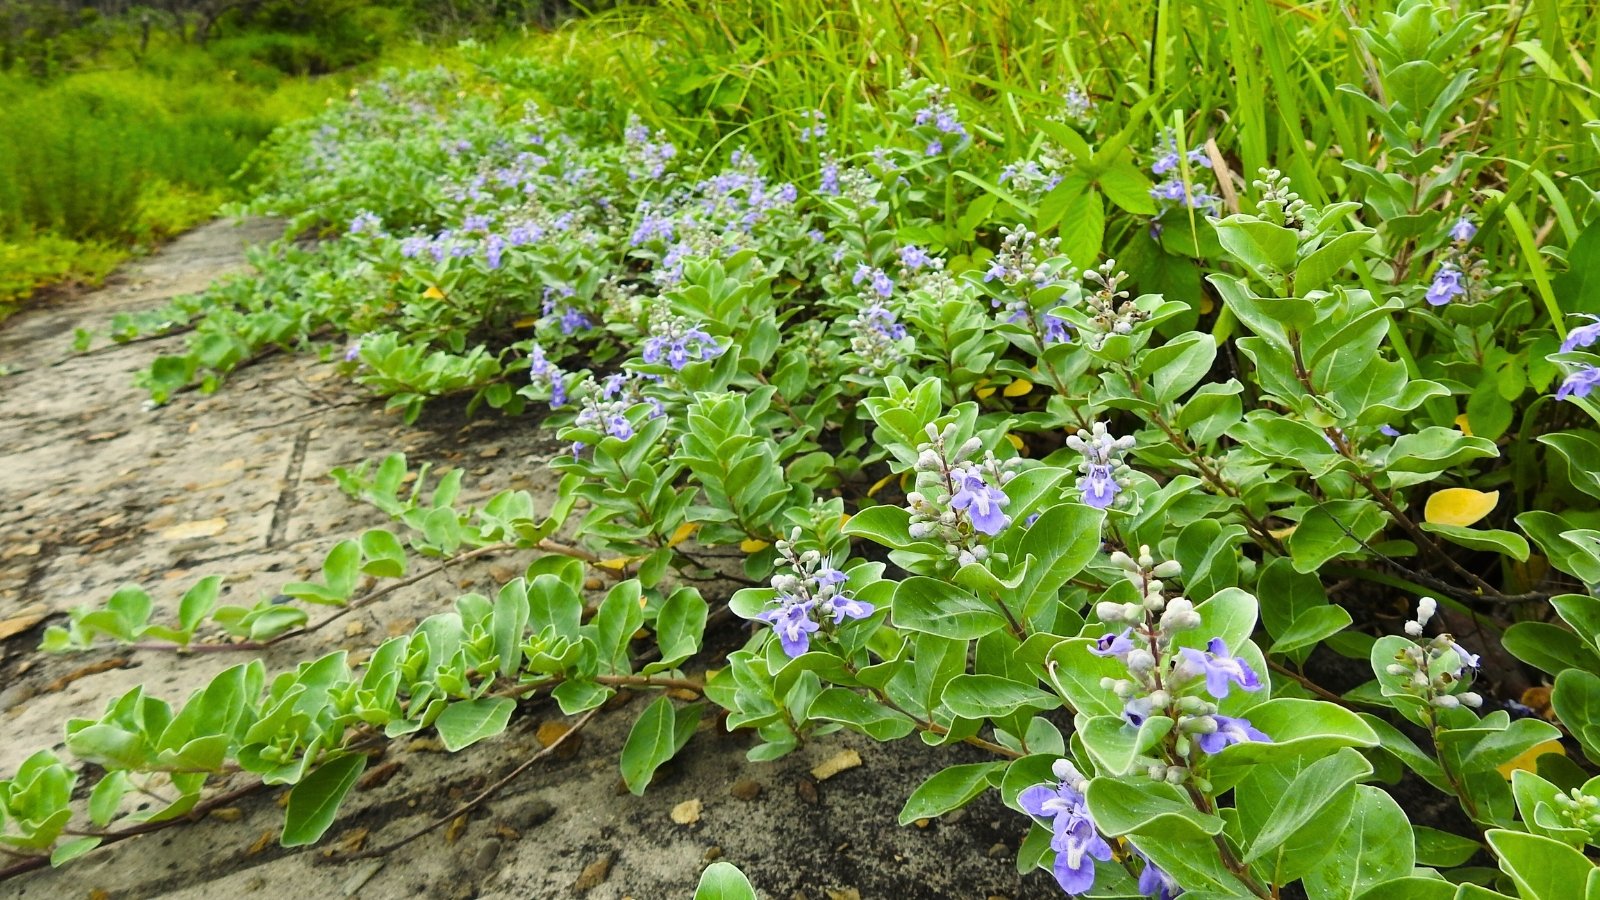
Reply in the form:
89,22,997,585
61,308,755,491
1561,314,1600,352
898,244,933,271
1426,265,1466,306
1379,424,1402,437
926,140,943,156
1196,715,1272,754
485,234,505,270
1089,629,1135,660
816,567,847,586
823,594,875,624
606,414,634,441
1077,463,1120,509
1134,847,1181,900
1179,638,1263,699
757,600,819,657
1019,762,1112,895
1122,695,1155,727
1449,216,1477,242
949,469,1009,536
344,340,362,362
1558,366,1600,401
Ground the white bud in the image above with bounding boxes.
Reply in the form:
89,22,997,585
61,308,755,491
1152,560,1182,578
1432,694,1460,709
1459,692,1483,708
1126,649,1156,674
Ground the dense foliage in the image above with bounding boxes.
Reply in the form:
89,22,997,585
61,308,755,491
7,0,1600,897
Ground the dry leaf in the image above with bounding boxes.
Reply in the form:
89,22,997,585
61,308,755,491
0,604,48,640
810,748,862,781
158,518,228,541
670,798,702,825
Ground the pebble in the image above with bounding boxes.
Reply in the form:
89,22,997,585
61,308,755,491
573,852,613,891
987,842,1009,860
729,778,762,801
670,798,703,825
473,839,501,870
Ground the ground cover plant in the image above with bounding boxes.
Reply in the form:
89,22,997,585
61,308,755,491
6,0,1600,896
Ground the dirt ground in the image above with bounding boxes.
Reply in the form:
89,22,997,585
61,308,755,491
0,220,1059,900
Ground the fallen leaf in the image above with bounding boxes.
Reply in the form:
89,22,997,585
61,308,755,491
444,815,468,845
0,604,48,640
573,853,613,891
810,748,862,781
158,518,228,541
1424,488,1499,528
670,798,702,825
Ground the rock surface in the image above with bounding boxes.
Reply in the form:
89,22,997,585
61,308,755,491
0,220,1056,899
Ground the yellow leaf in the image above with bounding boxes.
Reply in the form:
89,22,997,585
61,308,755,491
867,471,898,497
739,538,771,553
1003,379,1033,397
667,522,699,548
595,557,631,571
839,513,851,528
1004,433,1024,450
1269,525,1298,540
1424,488,1499,528
1454,413,1474,436
1200,295,1215,315
1497,739,1565,779
513,316,538,328
975,386,996,399
423,285,446,299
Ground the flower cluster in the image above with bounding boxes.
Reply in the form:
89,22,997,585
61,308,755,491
1018,760,1113,894
1424,215,1490,307
1148,131,1218,217
1090,549,1272,780
567,371,666,456
1066,422,1136,509
905,425,1019,563
852,263,895,298
1385,597,1484,710
640,309,723,370
623,115,680,180
845,299,909,373
796,109,828,143
983,225,1063,288
527,343,570,407
1076,261,1146,351
755,535,874,657
909,82,968,156
1557,314,1600,403
1253,168,1310,231
1018,759,1179,898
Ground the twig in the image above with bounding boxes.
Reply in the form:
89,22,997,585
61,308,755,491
334,707,601,861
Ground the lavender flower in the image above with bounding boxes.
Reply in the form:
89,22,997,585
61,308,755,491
1018,760,1112,895
949,468,1010,536
757,601,819,657
1089,629,1135,660
1195,715,1272,754
1557,366,1600,401
1449,216,1477,243
1178,638,1264,699
1426,265,1466,306
1067,423,1136,510
754,541,873,658
852,264,895,298
1561,314,1600,352
797,109,828,143
1134,847,1181,900
641,314,723,371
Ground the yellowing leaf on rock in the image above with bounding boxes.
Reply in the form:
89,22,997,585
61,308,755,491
1003,378,1033,397
1497,739,1565,779
1424,488,1499,528
739,538,771,553
423,285,446,299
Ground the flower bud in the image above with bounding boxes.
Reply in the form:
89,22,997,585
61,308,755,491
1458,692,1483,708
1152,560,1182,579
1126,649,1156,674
1432,694,1460,709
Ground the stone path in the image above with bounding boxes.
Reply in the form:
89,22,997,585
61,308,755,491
0,221,1056,899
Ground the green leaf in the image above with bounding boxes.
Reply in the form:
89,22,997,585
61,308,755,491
1486,828,1597,900
842,504,915,549
1420,522,1530,562
50,836,102,866
281,753,367,847
1214,215,1299,280
620,696,680,795
1538,432,1600,500
897,762,1005,825
693,862,758,900
1084,777,1224,841
940,675,1057,720
1553,670,1600,764
1242,748,1371,863
1303,785,1414,899
1270,605,1354,657
1413,824,1484,868
649,588,708,671
434,698,515,752
177,576,222,635
892,577,1006,639
1097,158,1157,215
807,688,917,741
1295,230,1373,292
359,529,408,578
